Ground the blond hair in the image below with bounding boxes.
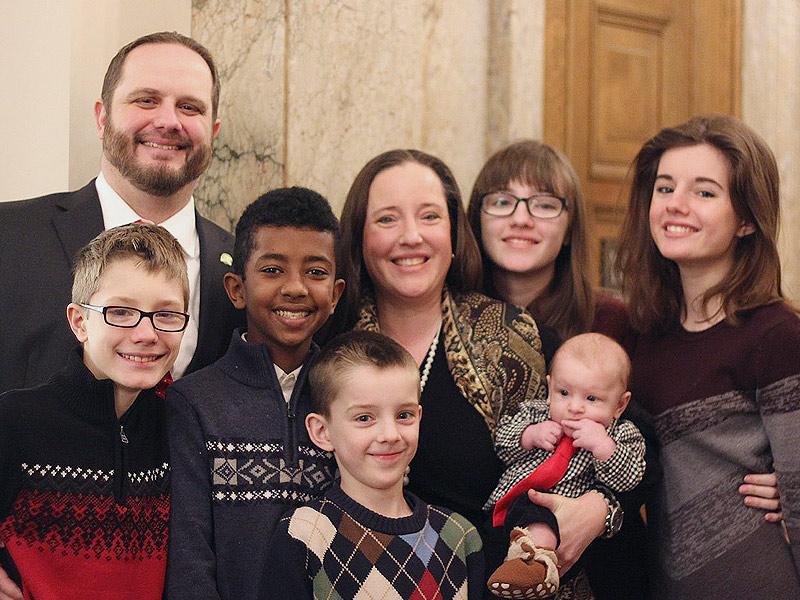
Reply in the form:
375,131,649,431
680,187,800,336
551,333,630,389
72,223,189,307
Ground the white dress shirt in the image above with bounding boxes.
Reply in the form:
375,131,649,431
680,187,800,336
241,331,301,404
274,363,301,405
95,172,200,379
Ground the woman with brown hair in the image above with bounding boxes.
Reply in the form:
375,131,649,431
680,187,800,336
467,141,631,353
617,114,800,598
333,148,613,598
466,141,653,599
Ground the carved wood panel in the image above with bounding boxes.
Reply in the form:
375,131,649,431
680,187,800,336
545,0,741,289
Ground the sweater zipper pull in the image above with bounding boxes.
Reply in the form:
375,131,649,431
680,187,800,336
119,424,129,444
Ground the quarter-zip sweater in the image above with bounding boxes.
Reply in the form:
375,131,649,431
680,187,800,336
165,329,337,600
0,349,169,600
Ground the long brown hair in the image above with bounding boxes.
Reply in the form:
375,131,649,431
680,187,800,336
467,140,593,339
332,149,483,333
616,114,784,334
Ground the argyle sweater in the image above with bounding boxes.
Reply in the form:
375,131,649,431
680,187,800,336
630,303,800,599
262,485,484,600
0,349,169,600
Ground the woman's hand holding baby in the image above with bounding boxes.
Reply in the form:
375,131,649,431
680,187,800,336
527,489,607,575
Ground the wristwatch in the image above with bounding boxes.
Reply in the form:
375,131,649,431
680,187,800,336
595,485,623,538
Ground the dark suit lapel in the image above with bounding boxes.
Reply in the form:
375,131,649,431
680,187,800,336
188,213,236,373
52,180,104,267
48,185,237,374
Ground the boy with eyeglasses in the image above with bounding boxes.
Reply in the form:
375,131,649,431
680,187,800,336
0,223,188,600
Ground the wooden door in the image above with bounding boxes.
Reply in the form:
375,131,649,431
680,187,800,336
544,0,741,289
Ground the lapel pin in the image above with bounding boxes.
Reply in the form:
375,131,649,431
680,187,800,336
220,252,233,266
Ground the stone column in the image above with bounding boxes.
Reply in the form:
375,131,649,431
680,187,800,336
487,0,545,155
742,0,800,301
192,0,286,230
192,0,515,223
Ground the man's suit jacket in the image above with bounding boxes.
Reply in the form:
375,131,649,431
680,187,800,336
0,180,243,394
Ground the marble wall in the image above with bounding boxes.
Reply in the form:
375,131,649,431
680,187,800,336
191,0,545,230
742,0,800,298
191,0,800,301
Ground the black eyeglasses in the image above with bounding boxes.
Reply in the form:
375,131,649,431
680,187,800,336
80,304,189,332
480,191,567,219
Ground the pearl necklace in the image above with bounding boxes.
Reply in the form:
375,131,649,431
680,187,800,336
419,322,441,394
405,322,440,487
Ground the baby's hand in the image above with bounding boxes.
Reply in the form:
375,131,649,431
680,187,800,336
521,420,563,451
561,419,615,461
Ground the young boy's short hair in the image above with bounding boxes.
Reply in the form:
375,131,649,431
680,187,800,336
232,186,341,277
309,330,418,416
550,332,631,388
72,223,189,307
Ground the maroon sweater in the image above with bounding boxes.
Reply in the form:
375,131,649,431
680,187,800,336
0,350,169,600
592,294,634,349
628,302,800,599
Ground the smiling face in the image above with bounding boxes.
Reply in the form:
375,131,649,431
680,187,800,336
362,162,452,306
96,42,220,197
547,353,628,428
308,364,421,505
479,179,569,281
224,226,344,372
649,143,754,281
68,257,186,406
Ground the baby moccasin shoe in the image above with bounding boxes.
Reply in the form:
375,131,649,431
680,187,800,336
487,527,559,599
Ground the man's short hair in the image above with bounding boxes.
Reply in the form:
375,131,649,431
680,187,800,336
72,223,189,308
550,332,631,389
309,331,418,416
101,31,220,120
232,186,341,277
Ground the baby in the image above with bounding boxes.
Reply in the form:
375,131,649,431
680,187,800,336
485,333,646,599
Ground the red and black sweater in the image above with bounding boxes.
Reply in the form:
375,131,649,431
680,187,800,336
0,349,170,600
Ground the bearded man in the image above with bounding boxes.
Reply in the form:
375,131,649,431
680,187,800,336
0,32,242,395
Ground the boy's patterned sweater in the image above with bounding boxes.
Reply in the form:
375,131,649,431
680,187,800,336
262,485,484,600
0,349,169,600
166,330,338,600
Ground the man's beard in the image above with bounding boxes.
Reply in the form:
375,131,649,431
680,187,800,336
102,116,212,197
